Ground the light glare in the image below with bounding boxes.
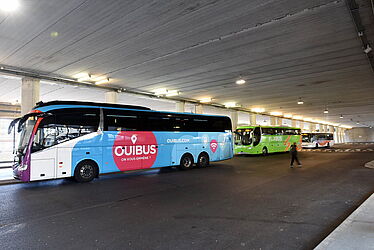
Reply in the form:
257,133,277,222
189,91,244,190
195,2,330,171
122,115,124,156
0,0,20,12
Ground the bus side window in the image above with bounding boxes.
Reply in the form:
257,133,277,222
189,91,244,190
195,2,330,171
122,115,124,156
104,109,143,131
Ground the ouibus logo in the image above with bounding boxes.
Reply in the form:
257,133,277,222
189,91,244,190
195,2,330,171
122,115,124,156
113,132,158,171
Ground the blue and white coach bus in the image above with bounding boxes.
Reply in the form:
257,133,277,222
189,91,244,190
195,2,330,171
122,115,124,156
8,101,233,182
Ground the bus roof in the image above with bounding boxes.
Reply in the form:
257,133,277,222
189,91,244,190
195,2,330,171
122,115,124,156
32,100,229,118
236,125,300,130
34,100,151,111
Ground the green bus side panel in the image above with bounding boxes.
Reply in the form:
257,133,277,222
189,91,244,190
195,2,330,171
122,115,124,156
234,135,301,155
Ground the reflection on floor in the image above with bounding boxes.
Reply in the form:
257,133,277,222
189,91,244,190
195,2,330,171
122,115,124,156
0,168,13,181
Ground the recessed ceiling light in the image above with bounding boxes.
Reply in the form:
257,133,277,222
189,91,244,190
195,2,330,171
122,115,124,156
284,114,293,118
236,79,246,85
293,115,303,120
340,114,343,119
323,109,329,114
297,97,304,105
0,0,20,12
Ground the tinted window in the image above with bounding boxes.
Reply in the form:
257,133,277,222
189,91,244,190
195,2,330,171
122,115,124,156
104,109,143,131
262,128,275,135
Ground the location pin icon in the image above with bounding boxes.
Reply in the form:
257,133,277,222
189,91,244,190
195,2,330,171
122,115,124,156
131,134,137,144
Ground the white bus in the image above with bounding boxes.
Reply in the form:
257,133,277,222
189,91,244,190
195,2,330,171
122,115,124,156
301,132,334,148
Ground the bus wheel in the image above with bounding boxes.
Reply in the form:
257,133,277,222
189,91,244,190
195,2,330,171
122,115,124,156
197,153,209,168
178,154,194,170
74,160,97,183
262,147,268,156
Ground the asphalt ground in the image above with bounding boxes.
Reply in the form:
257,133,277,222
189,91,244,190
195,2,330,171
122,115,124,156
0,149,373,250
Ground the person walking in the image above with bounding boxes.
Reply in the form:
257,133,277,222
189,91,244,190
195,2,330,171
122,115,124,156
290,142,302,168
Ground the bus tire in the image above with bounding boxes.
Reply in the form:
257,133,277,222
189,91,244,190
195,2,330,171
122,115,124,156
262,147,268,156
74,160,98,183
178,153,194,170
197,152,209,168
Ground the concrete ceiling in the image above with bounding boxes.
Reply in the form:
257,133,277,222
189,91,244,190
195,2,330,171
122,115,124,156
0,0,373,127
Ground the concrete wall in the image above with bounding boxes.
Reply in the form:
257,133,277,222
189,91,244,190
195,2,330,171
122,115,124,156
345,127,374,142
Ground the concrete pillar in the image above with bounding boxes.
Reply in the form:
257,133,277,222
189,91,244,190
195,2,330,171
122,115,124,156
277,117,282,126
327,125,333,133
320,125,326,132
270,117,276,126
334,127,339,143
195,104,203,114
291,120,297,128
176,101,185,112
249,113,256,125
230,111,238,131
310,123,316,132
105,91,118,104
21,77,40,115
340,129,346,143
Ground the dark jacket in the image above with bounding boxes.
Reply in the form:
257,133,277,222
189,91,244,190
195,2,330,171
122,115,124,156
290,144,298,155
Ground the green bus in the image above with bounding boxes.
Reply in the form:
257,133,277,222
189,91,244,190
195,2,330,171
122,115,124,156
234,126,302,155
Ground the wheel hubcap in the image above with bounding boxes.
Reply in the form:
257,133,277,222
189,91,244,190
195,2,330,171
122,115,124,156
80,164,93,178
183,158,191,168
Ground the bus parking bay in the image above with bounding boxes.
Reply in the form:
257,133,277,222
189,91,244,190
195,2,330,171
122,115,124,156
0,145,373,249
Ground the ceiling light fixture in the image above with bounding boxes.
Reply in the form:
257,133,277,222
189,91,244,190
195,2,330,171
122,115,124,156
323,108,329,114
284,114,293,118
224,102,238,108
293,115,303,120
199,97,212,103
0,0,20,12
297,97,304,105
270,111,282,116
165,90,180,97
95,78,110,85
236,76,246,85
74,73,91,82
153,88,168,96
340,114,343,119
251,107,265,113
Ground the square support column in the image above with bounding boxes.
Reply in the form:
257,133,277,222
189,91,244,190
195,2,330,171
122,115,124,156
105,91,118,104
21,77,40,115
230,110,238,131
291,120,297,128
310,123,316,132
176,101,185,112
195,104,203,114
270,116,276,126
249,113,256,125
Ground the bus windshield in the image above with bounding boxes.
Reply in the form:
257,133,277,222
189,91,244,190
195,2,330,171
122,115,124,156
235,129,253,145
302,134,311,142
18,116,37,154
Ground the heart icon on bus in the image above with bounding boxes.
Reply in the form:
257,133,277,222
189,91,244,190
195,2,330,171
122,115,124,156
210,139,218,153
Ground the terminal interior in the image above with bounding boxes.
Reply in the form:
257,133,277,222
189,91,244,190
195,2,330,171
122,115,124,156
0,0,373,249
